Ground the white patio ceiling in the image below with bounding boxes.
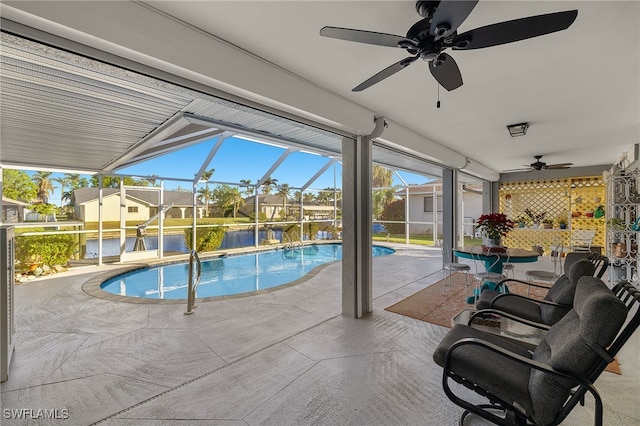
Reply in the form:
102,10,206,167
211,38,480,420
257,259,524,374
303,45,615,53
3,1,635,181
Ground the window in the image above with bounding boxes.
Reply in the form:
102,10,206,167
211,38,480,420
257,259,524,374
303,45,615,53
423,195,443,213
128,206,139,213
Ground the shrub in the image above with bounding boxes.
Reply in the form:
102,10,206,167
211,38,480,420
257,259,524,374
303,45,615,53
184,226,226,252
15,234,76,271
379,199,406,234
248,211,268,222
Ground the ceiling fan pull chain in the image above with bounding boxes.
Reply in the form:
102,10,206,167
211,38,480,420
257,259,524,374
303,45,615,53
437,83,441,108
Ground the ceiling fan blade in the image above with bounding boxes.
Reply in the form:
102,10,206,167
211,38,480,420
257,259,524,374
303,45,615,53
320,26,409,48
429,53,463,91
452,10,578,50
546,163,574,169
430,0,479,39
352,57,418,92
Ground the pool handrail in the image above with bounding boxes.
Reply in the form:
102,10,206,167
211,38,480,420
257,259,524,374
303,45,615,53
282,231,302,250
184,250,202,315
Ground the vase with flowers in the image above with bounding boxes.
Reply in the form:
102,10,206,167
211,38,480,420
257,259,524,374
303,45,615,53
476,213,514,248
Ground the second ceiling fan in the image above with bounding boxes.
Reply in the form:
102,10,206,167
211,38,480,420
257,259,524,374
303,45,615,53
320,1,578,92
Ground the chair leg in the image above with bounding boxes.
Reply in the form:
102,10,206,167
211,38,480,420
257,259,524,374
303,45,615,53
463,272,469,298
442,270,450,295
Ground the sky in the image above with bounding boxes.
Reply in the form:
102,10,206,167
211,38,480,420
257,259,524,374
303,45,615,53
23,135,431,206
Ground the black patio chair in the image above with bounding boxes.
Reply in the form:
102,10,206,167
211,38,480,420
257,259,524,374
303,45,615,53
585,251,609,278
475,258,596,329
433,278,640,426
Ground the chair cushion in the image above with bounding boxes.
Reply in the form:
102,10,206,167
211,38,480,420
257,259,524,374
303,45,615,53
475,289,500,310
491,294,543,323
433,324,536,417
540,259,595,324
528,277,627,425
561,251,589,274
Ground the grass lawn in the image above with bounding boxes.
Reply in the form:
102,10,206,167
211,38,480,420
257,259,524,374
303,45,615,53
372,233,482,246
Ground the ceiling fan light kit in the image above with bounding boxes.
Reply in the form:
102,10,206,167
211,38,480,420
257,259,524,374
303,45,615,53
507,122,529,137
319,0,578,93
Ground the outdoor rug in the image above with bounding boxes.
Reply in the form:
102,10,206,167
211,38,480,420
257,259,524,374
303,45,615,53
385,272,621,374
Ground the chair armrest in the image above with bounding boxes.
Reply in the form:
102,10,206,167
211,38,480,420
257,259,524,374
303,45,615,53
442,337,604,426
491,292,572,310
469,308,551,331
497,277,553,290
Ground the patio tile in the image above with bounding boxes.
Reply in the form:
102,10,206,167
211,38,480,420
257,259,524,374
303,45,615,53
45,328,226,388
243,349,461,426
0,331,90,392
114,343,315,421
1,373,167,425
192,303,324,363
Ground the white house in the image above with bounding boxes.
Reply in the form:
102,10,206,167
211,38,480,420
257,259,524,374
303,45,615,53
1,196,29,223
403,181,483,236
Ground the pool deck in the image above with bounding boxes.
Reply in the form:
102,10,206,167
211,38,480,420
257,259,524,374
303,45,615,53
1,244,639,425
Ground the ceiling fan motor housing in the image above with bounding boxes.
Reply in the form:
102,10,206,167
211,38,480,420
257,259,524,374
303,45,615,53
416,1,441,19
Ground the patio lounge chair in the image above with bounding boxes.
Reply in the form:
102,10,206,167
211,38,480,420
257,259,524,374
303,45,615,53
475,257,596,327
433,278,640,426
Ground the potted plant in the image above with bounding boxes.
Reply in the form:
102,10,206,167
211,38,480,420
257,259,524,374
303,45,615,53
542,218,554,229
607,217,625,231
513,215,529,228
557,218,568,229
476,213,514,248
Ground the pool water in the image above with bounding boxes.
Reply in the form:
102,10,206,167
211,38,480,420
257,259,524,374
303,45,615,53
100,244,395,300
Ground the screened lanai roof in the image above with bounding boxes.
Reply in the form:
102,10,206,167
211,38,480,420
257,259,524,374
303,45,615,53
0,28,447,183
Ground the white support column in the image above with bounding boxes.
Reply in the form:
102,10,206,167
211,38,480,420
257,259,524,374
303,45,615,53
341,116,385,318
442,169,457,256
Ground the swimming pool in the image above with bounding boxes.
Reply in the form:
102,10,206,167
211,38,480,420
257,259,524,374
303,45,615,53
99,243,395,300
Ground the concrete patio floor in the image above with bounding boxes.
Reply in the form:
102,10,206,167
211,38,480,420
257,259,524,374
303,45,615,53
1,244,639,425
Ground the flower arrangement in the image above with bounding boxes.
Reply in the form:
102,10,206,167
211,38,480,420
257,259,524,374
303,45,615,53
476,213,514,239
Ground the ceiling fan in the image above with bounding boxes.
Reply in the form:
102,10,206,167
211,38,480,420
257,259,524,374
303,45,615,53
505,155,574,172
319,1,577,92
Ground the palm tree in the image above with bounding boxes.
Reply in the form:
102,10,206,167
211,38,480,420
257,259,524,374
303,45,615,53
240,179,254,197
54,175,72,208
277,183,291,219
32,171,55,204
197,169,215,217
372,165,394,189
303,192,316,203
60,173,88,215
224,187,246,218
261,176,278,195
196,187,213,217
372,166,396,217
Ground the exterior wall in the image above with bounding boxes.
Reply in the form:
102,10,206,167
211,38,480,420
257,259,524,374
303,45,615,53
242,203,283,219
78,195,150,222
2,206,21,223
407,191,482,235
